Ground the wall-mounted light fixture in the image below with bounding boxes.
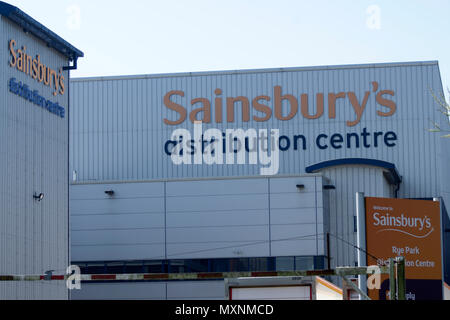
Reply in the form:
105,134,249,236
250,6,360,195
323,185,336,190
33,193,45,202
296,184,305,190
105,190,115,196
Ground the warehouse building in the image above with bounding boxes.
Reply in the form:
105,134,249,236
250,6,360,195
0,2,83,300
69,61,450,299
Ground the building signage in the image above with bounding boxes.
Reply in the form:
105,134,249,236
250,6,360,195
8,39,66,118
365,197,443,300
162,82,399,174
8,78,65,118
163,82,396,126
9,39,65,96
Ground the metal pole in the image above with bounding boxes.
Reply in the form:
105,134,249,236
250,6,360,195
341,276,371,300
327,232,331,270
434,197,445,300
389,258,397,300
396,256,406,300
356,192,367,300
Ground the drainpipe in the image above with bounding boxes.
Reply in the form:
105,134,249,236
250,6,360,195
394,182,401,198
63,57,78,71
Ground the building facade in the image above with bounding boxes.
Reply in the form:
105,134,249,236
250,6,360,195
0,2,83,300
69,61,450,299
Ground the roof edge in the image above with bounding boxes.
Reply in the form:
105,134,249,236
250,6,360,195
0,1,83,60
70,60,439,82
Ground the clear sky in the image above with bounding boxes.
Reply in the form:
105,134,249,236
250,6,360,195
5,0,450,95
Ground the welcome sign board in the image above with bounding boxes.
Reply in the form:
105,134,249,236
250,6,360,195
365,197,442,300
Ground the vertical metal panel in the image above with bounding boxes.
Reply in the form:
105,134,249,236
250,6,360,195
165,178,270,259
70,176,324,262
70,61,444,200
322,166,391,270
69,61,446,287
70,182,165,261
0,17,69,299
70,62,444,276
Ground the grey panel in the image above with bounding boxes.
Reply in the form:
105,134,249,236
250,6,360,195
271,239,318,257
72,229,165,246
166,194,269,212
71,198,165,215
70,182,165,200
270,192,317,209
167,210,268,228
71,213,165,230
270,177,316,193
71,243,165,261
271,224,320,256
167,178,268,196
166,242,269,259
70,176,327,261
270,208,317,225
70,183,166,261
167,226,269,244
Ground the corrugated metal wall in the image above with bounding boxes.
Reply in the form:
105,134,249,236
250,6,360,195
70,176,326,262
322,166,392,269
0,17,69,300
69,60,447,277
70,61,444,202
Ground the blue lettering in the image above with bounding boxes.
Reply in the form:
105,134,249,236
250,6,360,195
330,133,343,149
8,78,65,118
293,135,307,151
361,127,371,148
279,135,290,151
384,131,397,147
316,134,328,150
164,140,176,156
346,133,360,149
374,132,383,148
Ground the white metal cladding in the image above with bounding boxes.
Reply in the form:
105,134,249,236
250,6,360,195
70,61,446,203
69,176,327,262
0,17,69,299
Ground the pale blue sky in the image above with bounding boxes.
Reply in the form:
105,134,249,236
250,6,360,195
6,0,450,94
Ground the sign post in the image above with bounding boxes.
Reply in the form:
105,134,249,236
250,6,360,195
356,192,367,299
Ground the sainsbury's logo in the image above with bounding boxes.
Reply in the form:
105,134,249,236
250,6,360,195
372,212,434,239
9,39,66,96
163,82,396,127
